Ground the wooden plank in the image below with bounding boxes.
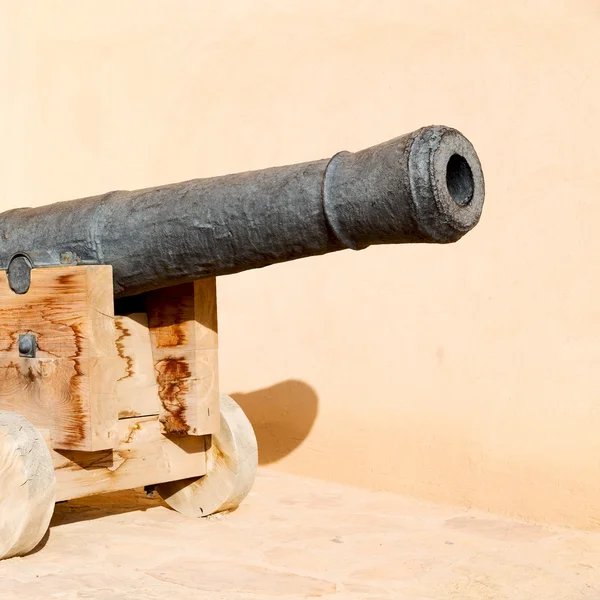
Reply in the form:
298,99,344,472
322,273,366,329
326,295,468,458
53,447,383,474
0,266,120,451
146,279,219,436
115,313,161,418
53,415,207,502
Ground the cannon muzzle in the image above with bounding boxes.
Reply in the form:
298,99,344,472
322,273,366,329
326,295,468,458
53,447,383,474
0,125,484,297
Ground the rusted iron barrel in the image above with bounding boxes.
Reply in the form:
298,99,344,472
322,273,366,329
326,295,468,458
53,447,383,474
0,125,484,298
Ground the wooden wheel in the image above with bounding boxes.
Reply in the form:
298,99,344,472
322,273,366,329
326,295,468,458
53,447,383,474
0,411,56,560
157,394,258,518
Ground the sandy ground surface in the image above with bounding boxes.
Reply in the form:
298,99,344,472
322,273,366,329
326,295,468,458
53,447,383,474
1,469,599,599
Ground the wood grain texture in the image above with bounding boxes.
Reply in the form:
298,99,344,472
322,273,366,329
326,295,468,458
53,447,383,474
53,415,207,502
115,313,161,418
0,411,56,560
0,266,120,451
146,279,219,436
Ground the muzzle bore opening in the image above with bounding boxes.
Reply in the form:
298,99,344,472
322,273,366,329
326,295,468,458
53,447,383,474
446,153,474,207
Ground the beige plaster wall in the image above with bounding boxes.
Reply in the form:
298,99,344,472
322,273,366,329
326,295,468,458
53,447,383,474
1,1,599,529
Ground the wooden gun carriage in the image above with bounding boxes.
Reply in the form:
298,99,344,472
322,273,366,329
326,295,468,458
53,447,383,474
0,125,484,559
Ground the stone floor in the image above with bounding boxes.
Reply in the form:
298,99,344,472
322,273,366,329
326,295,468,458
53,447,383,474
1,470,600,599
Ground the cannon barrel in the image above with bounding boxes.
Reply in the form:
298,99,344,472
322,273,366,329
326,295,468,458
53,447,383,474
0,125,484,298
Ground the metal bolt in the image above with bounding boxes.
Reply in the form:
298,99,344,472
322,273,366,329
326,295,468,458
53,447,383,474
7,255,32,295
18,333,37,358
60,251,78,265
144,484,157,499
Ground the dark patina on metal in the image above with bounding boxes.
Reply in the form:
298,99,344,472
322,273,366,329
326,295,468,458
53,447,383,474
0,125,484,297
18,333,37,358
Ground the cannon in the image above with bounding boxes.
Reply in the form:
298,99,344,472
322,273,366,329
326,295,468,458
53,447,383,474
0,125,484,559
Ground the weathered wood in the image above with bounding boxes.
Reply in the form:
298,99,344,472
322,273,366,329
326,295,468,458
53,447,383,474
0,411,56,560
115,313,161,418
0,266,120,451
53,415,207,502
157,395,257,518
146,278,219,436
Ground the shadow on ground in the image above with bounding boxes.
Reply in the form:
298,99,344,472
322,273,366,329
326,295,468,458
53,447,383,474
50,488,164,529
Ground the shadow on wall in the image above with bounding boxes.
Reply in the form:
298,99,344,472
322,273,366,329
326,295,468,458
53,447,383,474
230,379,319,465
